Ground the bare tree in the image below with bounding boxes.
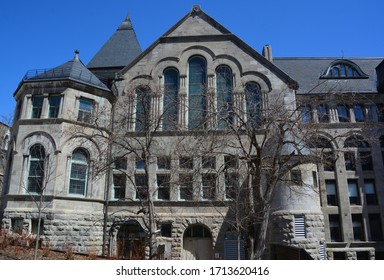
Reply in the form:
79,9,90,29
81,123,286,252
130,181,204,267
21,143,57,259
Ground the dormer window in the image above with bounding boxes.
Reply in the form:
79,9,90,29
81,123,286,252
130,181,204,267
321,60,368,79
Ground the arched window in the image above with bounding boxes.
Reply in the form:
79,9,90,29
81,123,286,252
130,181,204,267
27,144,45,193
163,68,179,130
322,60,367,78
344,136,370,148
135,86,151,132
344,136,372,171
188,56,207,129
69,148,89,196
307,136,334,172
301,105,312,123
245,82,262,128
216,65,233,129
337,104,350,122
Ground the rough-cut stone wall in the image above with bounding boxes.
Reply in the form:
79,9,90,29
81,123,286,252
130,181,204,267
270,211,325,259
107,214,226,259
2,210,104,255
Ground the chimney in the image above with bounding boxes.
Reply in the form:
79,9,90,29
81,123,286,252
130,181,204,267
262,45,273,61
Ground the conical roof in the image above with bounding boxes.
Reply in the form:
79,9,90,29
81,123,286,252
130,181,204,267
24,51,110,92
87,15,142,69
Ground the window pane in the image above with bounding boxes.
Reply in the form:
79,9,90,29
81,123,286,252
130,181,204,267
359,152,373,170
202,174,216,199
354,105,365,122
202,156,215,169
216,65,234,129
326,180,338,206
163,68,179,130
344,152,356,170
31,96,44,118
224,155,238,169
27,144,45,193
179,174,193,200
69,149,88,196
48,95,61,118
352,214,364,241
329,215,342,242
135,87,151,131
364,180,377,205
369,214,383,241
301,105,312,123
113,175,126,200
348,180,360,205
245,82,262,128
157,156,171,169
179,156,193,169
78,98,93,123
317,105,329,122
188,56,207,129
225,173,238,200
337,105,349,122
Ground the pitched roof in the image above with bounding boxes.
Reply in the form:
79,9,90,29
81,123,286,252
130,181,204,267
23,51,110,92
120,6,298,89
274,57,384,94
87,15,142,69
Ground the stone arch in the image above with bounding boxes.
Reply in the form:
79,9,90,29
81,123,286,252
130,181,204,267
182,223,213,260
112,220,146,260
20,131,57,155
306,133,338,150
61,135,103,161
241,71,272,93
179,46,215,76
151,57,181,80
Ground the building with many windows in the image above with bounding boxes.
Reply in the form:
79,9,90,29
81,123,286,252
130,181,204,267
1,6,384,260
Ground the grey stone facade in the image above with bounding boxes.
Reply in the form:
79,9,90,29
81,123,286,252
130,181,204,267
1,6,383,260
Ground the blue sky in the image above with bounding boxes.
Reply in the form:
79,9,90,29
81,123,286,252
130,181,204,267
1,0,383,121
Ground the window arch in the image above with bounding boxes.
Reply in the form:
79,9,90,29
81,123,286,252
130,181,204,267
188,56,207,129
184,224,212,238
245,82,262,128
27,144,46,193
344,136,370,148
135,86,151,132
216,65,234,129
344,136,373,171
69,148,89,196
163,68,179,130
322,60,368,78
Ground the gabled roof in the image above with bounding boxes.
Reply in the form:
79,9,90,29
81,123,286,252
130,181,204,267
274,57,384,94
120,6,298,90
87,15,142,69
22,51,110,92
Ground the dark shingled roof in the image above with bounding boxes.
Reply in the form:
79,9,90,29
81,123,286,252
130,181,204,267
87,15,142,69
274,58,384,94
23,51,110,92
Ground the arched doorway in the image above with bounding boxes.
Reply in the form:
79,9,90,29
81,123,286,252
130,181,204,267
182,224,213,260
116,221,146,259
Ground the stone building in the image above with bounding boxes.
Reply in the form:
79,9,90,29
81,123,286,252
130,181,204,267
0,122,10,196
1,6,383,260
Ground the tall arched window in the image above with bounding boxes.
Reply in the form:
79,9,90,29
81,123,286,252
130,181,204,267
135,86,151,132
188,56,207,129
27,144,45,193
69,148,89,196
245,82,262,128
163,68,179,130
216,65,233,129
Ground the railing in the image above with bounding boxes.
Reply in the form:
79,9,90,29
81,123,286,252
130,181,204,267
23,67,106,89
